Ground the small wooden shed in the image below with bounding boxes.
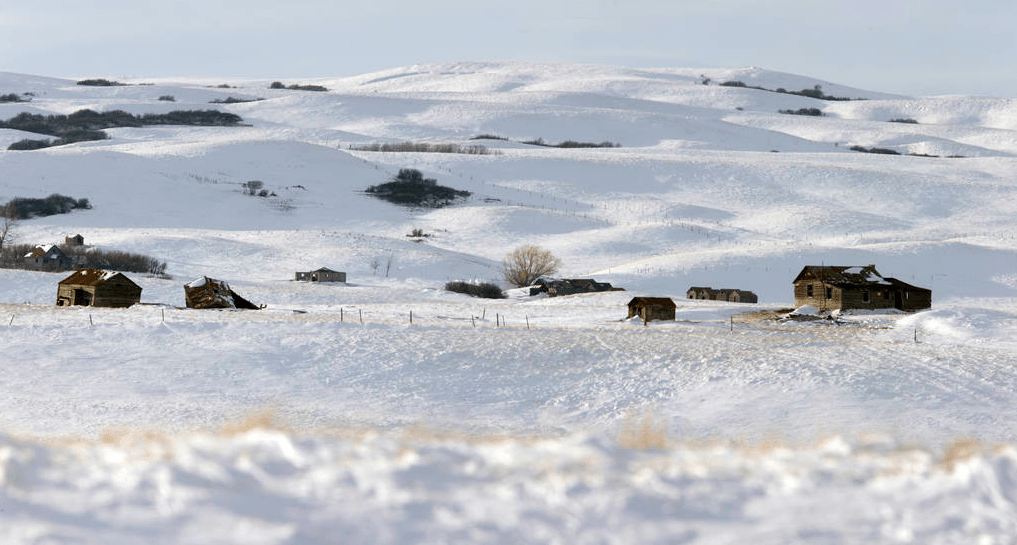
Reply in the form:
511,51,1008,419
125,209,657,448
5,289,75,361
56,268,142,308
295,267,346,283
626,297,676,323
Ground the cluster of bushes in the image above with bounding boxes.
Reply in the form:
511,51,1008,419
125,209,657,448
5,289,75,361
521,137,620,148
470,134,621,148
720,81,857,101
0,93,30,103
849,145,900,155
158,95,175,102
2,109,243,150
7,131,109,150
209,96,264,104
0,243,166,276
444,281,505,299
3,194,91,219
889,118,919,124
269,81,328,92
778,108,824,116
351,142,498,155
364,168,471,208
76,79,126,86
241,180,276,197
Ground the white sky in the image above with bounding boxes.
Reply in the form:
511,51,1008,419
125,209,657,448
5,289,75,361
2,0,1014,97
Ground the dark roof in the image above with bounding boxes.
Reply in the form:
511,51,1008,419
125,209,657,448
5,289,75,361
312,267,343,273
58,268,139,288
794,265,929,292
627,297,677,308
793,265,889,287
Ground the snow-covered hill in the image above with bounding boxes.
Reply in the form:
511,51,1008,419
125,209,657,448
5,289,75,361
1,63,1015,543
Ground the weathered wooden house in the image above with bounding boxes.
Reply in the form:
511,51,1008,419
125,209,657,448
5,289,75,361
65,234,84,246
626,297,677,323
792,265,931,311
24,244,72,270
529,278,619,297
184,276,260,310
56,268,142,308
686,286,758,303
295,267,346,283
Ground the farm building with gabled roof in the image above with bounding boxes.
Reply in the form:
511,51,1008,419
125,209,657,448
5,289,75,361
295,267,346,283
626,297,677,323
793,265,931,311
56,268,142,308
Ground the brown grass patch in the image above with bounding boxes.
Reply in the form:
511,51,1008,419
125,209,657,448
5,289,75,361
617,413,670,450
940,438,983,471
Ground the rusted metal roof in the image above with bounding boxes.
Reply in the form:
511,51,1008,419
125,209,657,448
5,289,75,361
58,268,138,288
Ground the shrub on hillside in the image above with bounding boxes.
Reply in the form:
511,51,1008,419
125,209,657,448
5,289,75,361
4,194,91,219
76,78,125,86
7,139,53,151
269,81,328,92
849,145,900,155
209,96,264,104
445,281,505,299
0,93,29,103
351,142,497,155
470,134,508,141
364,168,471,208
523,137,620,148
778,108,824,116
158,95,175,102
889,118,919,124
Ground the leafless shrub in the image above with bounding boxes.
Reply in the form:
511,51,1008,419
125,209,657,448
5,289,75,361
502,244,561,287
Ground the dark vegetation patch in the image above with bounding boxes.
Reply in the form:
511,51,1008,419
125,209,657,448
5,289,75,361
522,137,621,148
3,194,92,219
269,81,328,92
76,78,127,86
209,96,265,104
778,108,824,116
2,109,243,150
470,134,621,148
0,93,30,103
445,281,505,299
364,168,471,208
849,145,900,155
720,81,859,101
0,243,167,276
351,142,498,155
889,118,919,124
158,95,175,102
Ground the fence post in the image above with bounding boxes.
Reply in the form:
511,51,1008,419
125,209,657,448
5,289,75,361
359,309,363,324
472,316,476,328
410,310,413,324
526,316,530,330
8,314,13,326
162,308,165,323
341,308,344,322
89,314,93,326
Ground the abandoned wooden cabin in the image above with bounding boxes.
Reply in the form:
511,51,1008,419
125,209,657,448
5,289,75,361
184,276,260,310
792,265,931,311
529,278,619,297
25,244,72,271
295,267,347,283
626,297,677,323
65,234,84,246
686,286,758,303
56,268,142,308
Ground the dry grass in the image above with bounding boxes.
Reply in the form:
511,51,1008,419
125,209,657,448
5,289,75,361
617,413,670,450
940,438,983,471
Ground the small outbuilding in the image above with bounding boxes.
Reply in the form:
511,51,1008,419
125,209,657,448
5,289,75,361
295,267,346,283
792,265,931,311
184,276,260,310
65,234,85,246
529,278,620,297
626,297,677,323
686,286,758,303
56,268,142,308
25,244,72,271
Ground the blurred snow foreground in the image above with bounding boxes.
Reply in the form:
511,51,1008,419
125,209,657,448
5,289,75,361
2,426,1015,544
2,62,1017,542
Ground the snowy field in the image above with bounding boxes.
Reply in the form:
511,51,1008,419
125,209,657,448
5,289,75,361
1,63,1016,543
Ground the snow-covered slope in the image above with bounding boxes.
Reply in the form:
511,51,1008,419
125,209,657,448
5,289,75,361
1,63,1015,543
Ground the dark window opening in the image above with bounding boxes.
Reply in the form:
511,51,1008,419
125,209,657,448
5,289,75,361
806,284,813,297
862,291,870,303
825,287,832,299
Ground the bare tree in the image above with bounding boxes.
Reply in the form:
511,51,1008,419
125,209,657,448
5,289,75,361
503,244,561,287
0,203,17,254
